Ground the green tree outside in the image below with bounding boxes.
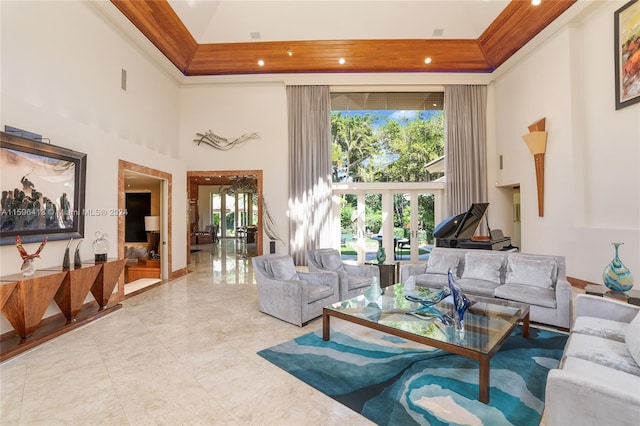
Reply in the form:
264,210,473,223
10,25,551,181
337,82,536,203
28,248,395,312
332,110,444,255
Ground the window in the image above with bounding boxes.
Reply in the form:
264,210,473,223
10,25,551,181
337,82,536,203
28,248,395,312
331,92,444,183
330,92,446,263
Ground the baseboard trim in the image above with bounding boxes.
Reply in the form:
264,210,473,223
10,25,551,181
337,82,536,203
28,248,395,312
567,276,597,290
170,267,189,280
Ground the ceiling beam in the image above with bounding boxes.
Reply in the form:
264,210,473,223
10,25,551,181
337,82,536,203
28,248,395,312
478,0,576,69
110,0,577,76
111,0,198,73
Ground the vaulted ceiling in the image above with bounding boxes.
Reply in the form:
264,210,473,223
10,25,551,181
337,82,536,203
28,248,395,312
111,0,576,76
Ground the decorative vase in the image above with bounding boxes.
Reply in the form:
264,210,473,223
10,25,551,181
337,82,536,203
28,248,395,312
448,270,471,332
74,240,83,267
376,247,386,263
92,232,109,262
364,277,382,302
603,242,634,292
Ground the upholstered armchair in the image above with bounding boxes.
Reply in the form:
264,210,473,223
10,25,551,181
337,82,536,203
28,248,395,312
252,254,340,327
307,248,380,300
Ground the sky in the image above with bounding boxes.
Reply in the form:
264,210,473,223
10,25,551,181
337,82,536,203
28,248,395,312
338,110,440,127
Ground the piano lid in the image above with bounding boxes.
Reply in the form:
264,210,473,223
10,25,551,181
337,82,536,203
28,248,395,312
433,203,489,241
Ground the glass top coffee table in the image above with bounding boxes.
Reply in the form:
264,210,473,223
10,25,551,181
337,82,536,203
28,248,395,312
322,283,530,403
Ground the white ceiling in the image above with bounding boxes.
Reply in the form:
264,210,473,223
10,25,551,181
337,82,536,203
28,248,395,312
125,171,162,191
167,0,511,44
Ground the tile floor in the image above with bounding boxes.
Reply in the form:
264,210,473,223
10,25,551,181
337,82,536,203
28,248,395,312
0,241,373,426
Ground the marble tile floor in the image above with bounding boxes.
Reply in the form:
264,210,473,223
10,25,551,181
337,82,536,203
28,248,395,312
0,241,374,426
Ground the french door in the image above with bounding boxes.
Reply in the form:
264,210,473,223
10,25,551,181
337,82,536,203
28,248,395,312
333,183,445,264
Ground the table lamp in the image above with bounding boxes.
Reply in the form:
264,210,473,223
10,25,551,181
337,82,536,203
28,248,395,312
144,215,160,259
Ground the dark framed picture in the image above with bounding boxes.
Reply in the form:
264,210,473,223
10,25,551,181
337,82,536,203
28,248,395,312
0,131,87,245
615,0,640,110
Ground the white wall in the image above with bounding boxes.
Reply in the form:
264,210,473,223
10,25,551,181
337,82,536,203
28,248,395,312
4,0,637,338
493,1,640,286
179,83,290,254
0,1,187,331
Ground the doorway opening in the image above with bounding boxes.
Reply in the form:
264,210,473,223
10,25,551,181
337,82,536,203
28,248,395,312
118,160,172,300
187,171,263,264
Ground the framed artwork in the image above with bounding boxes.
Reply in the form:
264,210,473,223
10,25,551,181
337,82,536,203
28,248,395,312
615,0,640,110
0,131,87,245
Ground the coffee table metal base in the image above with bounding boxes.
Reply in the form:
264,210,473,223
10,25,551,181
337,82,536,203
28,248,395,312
322,308,530,404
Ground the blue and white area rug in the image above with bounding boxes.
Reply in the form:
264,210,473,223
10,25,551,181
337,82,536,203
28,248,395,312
257,322,567,426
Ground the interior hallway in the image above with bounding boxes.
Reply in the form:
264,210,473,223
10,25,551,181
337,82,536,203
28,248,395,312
0,241,372,425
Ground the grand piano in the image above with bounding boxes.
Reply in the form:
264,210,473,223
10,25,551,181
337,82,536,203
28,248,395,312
433,203,514,251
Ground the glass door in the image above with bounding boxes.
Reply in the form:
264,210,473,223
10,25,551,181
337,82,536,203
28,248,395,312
334,184,445,264
393,191,437,262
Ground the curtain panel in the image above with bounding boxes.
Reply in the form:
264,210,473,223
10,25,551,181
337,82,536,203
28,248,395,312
286,86,333,265
444,85,488,219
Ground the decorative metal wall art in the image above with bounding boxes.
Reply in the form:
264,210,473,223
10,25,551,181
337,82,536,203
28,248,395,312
194,130,259,150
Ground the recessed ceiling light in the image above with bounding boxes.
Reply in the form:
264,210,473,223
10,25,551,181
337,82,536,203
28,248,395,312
531,0,541,5
286,48,293,56
257,59,265,66
424,57,432,64
338,58,346,65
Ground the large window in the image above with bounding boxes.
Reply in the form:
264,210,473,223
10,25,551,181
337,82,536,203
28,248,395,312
330,92,446,263
331,92,444,183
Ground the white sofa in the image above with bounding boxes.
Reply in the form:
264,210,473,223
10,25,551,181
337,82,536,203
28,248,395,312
543,294,640,426
400,247,572,328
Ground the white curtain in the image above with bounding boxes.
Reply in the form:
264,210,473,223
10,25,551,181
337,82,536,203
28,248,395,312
444,85,488,220
287,86,332,265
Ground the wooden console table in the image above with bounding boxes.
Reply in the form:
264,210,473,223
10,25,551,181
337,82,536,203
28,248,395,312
0,270,68,338
41,264,102,321
0,258,126,361
85,258,128,309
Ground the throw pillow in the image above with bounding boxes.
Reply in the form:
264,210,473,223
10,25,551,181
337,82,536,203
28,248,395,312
461,252,504,284
625,312,640,366
506,255,557,288
426,252,460,276
267,257,299,281
320,253,345,271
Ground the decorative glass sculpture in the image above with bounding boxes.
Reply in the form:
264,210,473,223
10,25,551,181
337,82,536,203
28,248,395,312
92,232,109,262
376,247,386,263
405,287,448,307
62,239,72,269
603,242,634,292
447,270,471,332
364,276,382,302
15,235,47,277
405,286,453,324
74,240,83,267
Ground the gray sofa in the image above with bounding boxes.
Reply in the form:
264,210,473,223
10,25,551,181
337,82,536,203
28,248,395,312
400,247,572,329
543,294,640,426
